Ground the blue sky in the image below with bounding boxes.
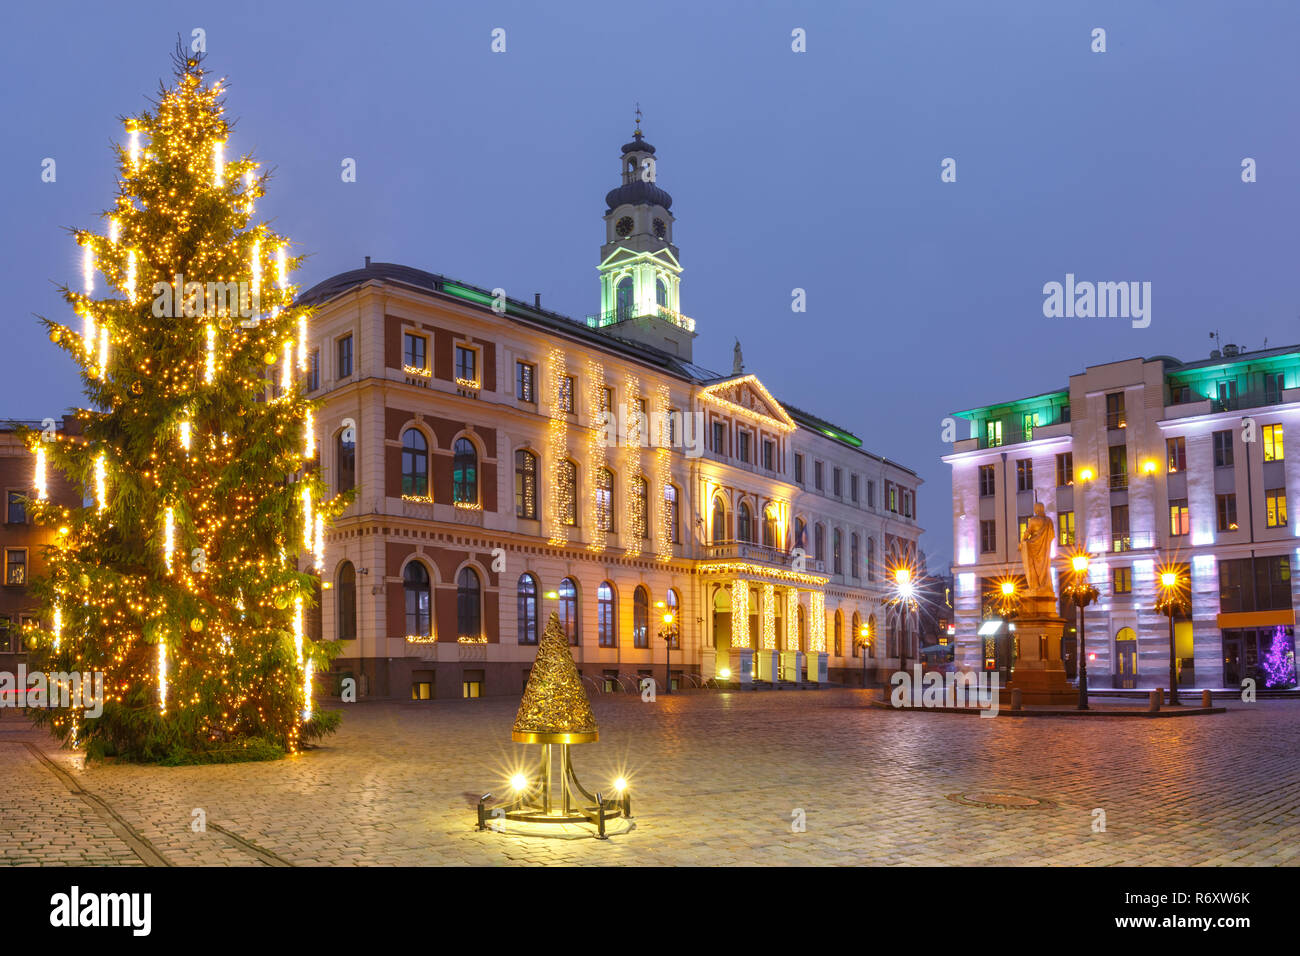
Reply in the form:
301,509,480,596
4,0,1299,569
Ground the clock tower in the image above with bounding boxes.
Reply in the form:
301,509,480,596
594,112,694,359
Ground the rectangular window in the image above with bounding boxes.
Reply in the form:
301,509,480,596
1263,424,1284,462
978,465,995,498
1216,493,1238,532
1213,429,1234,468
888,484,899,513
979,519,997,553
1108,445,1128,488
601,386,614,413
0,616,11,654
985,420,1003,447
1056,452,1073,487
336,334,353,379
1112,566,1132,595
1169,498,1190,536
516,361,536,402
1058,510,1075,547
833,468,842,497
454,344,477,384
738,431,751,463
1111,504,1130,552
814,461,824,491
850,474,859,503
6,491,26,525
1105,391,1126,429
867,480,875,508
794,454,804,483
559,375,575,413
4,549,26,586
1264,372,1285,403
515,451,537,519
412,682,432,701
1016,458,1033,493
763,440,774,471
403,332,427,370
1169,384,1191,405
1266,488,1288,528
307,349,320,391
1166,436,1186,473
713,421,727,455
462,681,483,699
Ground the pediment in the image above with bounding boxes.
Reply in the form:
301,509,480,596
698,375,796,432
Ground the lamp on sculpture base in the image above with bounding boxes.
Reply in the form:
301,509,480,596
476,611,631,837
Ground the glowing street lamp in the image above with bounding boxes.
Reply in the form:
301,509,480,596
858,623,871,687
1062,551,1100,710
887,563,920,669
658,606,678,695
1156,566,1190,706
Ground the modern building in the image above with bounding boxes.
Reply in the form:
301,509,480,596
944,342,1300,690
0,416,82,674
297,125,923,700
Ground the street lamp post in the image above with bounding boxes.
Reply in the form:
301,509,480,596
1063,553,1100,711
889,567,919,673
659,610,678,695
1157,570,1187,707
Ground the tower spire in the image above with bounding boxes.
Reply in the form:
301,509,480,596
634,102,643,139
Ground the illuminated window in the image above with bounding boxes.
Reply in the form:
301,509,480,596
1058,511,1075,546
404,562,431,637
1263,424,1284,462
1266,489,1288,528
559,375,575,413
516,361,536,402
596,468,615,531
713,497,728,543
1216,493,1238,532
1169,498,1190,537
633,586,649,648
453,438,478,505
517,573,538,645
558,460,578,526
4,549,26,586
664,485,679,543
1056,452,1073,487
457,567,482,640
1112,566,1131,595
1166,436,1186,473
515,450,537,519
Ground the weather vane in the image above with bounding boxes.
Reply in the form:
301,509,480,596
634,102,642,136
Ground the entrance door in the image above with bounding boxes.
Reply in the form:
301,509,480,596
1223,635,1241,688
1115,627,1138,689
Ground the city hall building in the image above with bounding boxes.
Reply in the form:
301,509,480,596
944,343,1299,690
299,126,922,700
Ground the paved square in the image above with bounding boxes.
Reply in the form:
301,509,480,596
2,690,1298,866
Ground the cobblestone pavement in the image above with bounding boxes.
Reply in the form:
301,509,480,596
2,691,1298,866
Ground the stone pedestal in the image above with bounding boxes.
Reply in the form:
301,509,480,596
807,652,828,683
779,650,804,683
725,648,754,685
754,649,779,682
1008,594,1073,704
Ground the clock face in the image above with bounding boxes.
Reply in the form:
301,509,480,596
615,216,634,238
653,218,666,239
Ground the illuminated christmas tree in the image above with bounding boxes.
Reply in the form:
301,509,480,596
1262,626,1296,689
23,48,343,760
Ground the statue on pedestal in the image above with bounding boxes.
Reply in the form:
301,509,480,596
1019,502,1056,598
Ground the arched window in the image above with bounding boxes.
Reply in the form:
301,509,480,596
596,468,615,531
850,534,860,578
615,276,634,319
456,566,482,640
851,612,861,652
867,537,876,581
401,428,428,497
738,501,752,542
834,611,843,656
559,460,578,526
633,475,649,539
515,450,537,519
867,614,877,656
712,497,727,544
403,562,431,638
453,437,478,505
337,562,356,640
558,577,578,645
633,585,650,648
833,529,843,575
795,517,806,552
517,573,538,645
666,588,680,649
337,429,356,494
664,485,679,543
814,524,825,562
598,581,616,647
656,278,668,307
763,506,778,548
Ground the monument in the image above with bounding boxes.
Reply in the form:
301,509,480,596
1010,502,1075,704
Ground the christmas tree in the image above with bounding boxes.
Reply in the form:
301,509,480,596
1262,626,1296,689
23,47,343,761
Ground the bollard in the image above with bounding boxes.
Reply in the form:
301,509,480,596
1149,690,1161,713
1201,689,1212,708
1011,688,1022,711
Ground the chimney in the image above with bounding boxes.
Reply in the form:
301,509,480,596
1224,344,1239,357
534,293,541,309
364,256,371,269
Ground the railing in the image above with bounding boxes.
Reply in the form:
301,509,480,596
701,540,826,573
585,304,696,334
1211,389,1287,413
1108,472,1129,490
1108,530,1155,553
1106,412,1128,430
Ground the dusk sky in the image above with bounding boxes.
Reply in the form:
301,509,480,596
5,0,1300,569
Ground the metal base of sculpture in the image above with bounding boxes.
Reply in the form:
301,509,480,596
477,741,631,837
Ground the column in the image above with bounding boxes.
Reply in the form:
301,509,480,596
781,586,803,682
755,582,778,682
727,578,753,685
807,590,828,682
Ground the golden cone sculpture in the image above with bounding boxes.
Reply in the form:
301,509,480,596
512,611,599,744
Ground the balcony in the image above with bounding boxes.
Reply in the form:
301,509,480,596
701,540,825,574
975,419,1071,450
1108,472,1129,491
1107,530,1155,553
1106,412,1128,430
586,304,696,334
